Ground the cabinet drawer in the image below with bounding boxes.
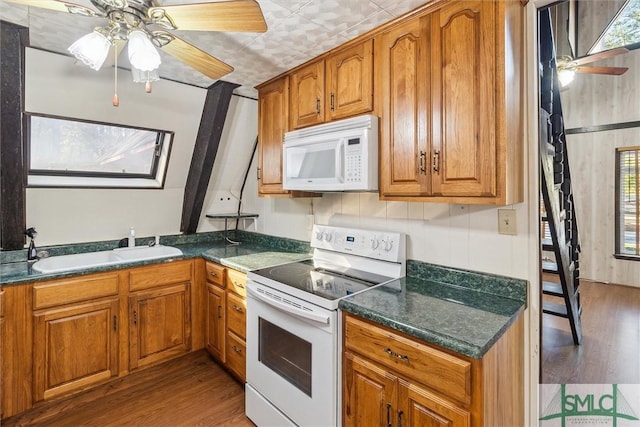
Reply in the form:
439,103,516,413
205,262,226,287
33,273,119,310
226,291,246,340
344,315,471,404
226,269,247,297
129,261,192,291
226,330,246,381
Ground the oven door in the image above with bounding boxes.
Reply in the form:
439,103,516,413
246,281,337,427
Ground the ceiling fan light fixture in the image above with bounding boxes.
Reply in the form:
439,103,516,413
68,30,112,70
558,68,576,87
127,30,161,72
132,67,160,93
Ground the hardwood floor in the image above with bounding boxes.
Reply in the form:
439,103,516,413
2,351,255,427
542,279,640,384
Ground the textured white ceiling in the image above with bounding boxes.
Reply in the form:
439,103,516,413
0,0,429,97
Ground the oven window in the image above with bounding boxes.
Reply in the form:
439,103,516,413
258,317,312,397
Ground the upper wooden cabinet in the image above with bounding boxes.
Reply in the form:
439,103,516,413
290,60,325,129
258,76,290,196
289,39,374,129
379,0,523,204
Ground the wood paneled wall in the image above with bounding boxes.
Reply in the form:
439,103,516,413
561,45,640,288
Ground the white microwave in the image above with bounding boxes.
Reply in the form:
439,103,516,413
282,114,378,192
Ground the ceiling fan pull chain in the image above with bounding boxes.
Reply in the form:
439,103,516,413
112,43,119,107
146,71,152,94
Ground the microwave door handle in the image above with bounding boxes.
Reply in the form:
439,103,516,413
336,139,344,182
248,287,330,324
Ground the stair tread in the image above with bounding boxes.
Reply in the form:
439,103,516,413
543,301,569,318
542,260,558,273
542,281,564,297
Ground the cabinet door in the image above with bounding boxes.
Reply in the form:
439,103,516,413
343,351,397,427
226,291,246,340
33,298,119,402
430,0,496,197
397,379,470,427
225,330,246,382
129,283,191,370
378,17,431,197
290,60,325,129
205,283,225,362
258,76,291,195
326,39,373,121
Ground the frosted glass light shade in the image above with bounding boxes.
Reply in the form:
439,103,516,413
558,69,576,87
131,67,159,83
68,31,111,70
128,30,161,72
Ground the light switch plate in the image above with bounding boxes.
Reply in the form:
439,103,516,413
498,209,517,235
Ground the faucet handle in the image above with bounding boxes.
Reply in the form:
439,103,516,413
117,238,129,248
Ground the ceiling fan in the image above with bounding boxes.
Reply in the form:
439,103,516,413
3,0,267,103
556,47,630,87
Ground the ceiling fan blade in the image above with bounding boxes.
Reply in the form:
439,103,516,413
573,47,630,66
1,0,98,16
575,65,629,75
148,1,267,32
155,32,233,80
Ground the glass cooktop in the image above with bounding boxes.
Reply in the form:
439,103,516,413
250,259,393,301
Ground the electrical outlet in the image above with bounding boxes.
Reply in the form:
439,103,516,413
498,209,517,235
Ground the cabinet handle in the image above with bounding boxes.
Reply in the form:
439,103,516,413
386,403,392,427
315,98,321,114
113,315,117,332
384,347,409,363
235,281,245,289
232,345,242,354
133,310,137,326
257,167,261,181
330,93,335,111
217,305,222,319
419,151,427,174
432,150,440,174
398,410,404,427
209,271,218,277
232,304,244,313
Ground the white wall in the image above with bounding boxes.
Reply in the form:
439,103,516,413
24,49,261,246
560,47,640,287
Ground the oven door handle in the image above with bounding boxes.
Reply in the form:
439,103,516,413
248,287,330,324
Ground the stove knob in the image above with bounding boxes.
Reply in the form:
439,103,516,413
371,238,380,250
383,240,394,252
324,232,333,242
315,230,324,241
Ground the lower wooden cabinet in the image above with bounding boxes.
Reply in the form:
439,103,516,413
204,261,247,382
343,313,523,427
129,282,191,370
33,298,119,402
205,283,226,362
1,260,196,419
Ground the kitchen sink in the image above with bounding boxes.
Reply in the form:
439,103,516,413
31,245,183,274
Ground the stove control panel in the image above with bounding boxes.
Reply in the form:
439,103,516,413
311,224,406,263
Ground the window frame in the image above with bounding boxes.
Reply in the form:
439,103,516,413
587,0,640,55
614,146,640,260
25,112,174,189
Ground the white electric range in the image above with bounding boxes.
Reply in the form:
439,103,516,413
245,224,406,427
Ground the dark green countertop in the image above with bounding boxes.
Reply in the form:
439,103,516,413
0,232,311,286
339,264,527,359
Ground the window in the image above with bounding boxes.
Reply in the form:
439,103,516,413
589,0,640,54
616,147,640,257
27,113,173,188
